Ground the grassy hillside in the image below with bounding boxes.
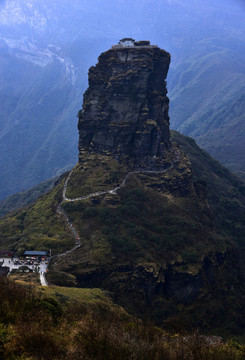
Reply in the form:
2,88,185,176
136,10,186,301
0,276,244,360
0,173,74,255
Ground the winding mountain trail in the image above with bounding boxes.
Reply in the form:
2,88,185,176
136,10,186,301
60,155,180,241
62,157,179,203
63,167,174,202
46,153,180,285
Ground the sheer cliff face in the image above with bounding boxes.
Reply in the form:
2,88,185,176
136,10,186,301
78,46,171,167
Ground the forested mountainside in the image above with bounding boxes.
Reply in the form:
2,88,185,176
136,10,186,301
1,129,244,337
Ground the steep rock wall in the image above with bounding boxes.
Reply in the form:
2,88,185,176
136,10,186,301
78,46,171,168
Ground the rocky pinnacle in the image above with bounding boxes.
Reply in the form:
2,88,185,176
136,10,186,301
77,41,171,168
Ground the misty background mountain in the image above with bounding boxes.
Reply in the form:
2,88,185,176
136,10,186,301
0,0,244,201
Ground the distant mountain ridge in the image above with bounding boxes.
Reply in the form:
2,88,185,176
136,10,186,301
169,38,245,179
0,0,244,200
0,45,78,200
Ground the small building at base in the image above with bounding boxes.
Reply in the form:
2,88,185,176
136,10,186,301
23,251,48,260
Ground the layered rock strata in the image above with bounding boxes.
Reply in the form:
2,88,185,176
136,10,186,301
78,42,171,168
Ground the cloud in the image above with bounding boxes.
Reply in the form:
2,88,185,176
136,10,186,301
0,0,26,25
0,0,47,30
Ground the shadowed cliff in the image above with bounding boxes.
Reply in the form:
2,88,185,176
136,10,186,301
78,43,171,168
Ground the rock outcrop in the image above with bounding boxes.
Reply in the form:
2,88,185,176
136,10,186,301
45,41,245,335
78,42,171,168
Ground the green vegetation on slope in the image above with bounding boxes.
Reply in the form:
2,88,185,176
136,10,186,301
0,132,245,337
52,165,244,336
0,177,57,218
0,277,244,360
0,173,74,255
66,155,128,198
62,175,226,268
171,131,245,254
